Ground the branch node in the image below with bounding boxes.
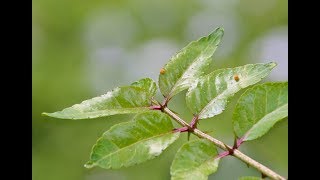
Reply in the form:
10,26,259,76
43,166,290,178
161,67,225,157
218,143,235,159
224,143,234,156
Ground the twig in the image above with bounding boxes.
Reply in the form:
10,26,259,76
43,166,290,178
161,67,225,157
163,107,286,180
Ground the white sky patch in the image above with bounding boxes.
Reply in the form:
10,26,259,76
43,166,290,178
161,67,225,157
185,11,242,59
82,8,140,94
123,39,179,83
84,38,178,95
247,26,288,81
85,46,127,94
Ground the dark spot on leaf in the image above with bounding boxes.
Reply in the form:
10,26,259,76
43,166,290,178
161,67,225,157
160,68,166,74
234,74,240,82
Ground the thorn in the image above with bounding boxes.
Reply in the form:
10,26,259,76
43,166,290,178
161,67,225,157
224,143,232,151
261,173,267,179
233,136,238,149
223,143,234,155
187,131,191,141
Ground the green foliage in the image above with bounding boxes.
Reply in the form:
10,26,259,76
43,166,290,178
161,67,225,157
131,78,158,96
233,82,288,141
158,27,223,100
170,139,219,180
44,28,287,179
42,78,156,119
85,111,180,169
186,63,276,119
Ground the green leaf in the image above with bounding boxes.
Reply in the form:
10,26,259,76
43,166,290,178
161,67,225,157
186,62,276,120
131,78,157,96
85,111,180,169
233,82,288,141
42,78,157,119
170,139,219,180
238,176,262,180
158,27,224,100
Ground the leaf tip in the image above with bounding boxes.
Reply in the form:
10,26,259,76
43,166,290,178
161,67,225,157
267,62,277,68
213,27,224,37
41,112,60,118
41,111,69,119
216,27,224,32
41,112,50,117
84,161,94,169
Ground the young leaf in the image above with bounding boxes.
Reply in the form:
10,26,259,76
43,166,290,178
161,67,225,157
131,78,157,96
238,176,262,180
158,27,224,101
170,139,219,180
233,82,288,141
84,111,180,169
186,62,276,120
42,78,157,119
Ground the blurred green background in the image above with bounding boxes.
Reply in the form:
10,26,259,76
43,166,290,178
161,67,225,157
32,0,287,179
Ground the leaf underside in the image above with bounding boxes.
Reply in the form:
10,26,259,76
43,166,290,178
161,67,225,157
42,78,157,119
158,27,224,100
85,111,180,169
233,82,288,141
186,62,276,120
170,139,219,180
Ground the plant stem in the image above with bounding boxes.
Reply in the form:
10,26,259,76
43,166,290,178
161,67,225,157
163,107,286,180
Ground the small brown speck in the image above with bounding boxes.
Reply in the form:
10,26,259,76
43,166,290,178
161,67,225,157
234,74,240,82
160,68,166,74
